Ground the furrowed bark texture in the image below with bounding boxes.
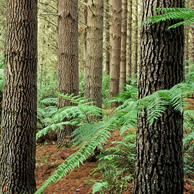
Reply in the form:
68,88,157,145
109,0,121,101
192,2,194,63
134,0,138,76
85,0,103,108
105,0,110,75
127,0,132,80
57,0,79,145
134,0,184,193
0,0,37,193
83,0,88,66
120,0,128,89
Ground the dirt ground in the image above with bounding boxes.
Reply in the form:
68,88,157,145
35,131,194,194
35,100,194,194
35,130,132,194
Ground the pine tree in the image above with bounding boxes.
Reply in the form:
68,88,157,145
120,0,128,89
0,0,37,193
127,0,132,80
134,0,184,193
85,0,103,108
57,0,79,145
191,1,194,62
134,0,138,76
109,1,122,104
105,0,110,75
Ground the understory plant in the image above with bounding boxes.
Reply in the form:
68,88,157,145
35,71,194,193
92,133,136,194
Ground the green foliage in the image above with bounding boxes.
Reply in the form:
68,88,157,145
79,73,85,96
185,61,194,84
92,182,109,194
37,74,57,104
37,75,58,128
92,133,135,193
78,71,110,107
35,65,194,193
183,109,194,177
102,72,110,108
36,93,103,140
143,8,194,28
110,74,138,103
35,77,194,193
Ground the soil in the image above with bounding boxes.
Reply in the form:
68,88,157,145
35,131,194,194
35,102,194,194
35,130,128,194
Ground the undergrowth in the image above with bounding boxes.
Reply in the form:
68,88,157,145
35,64,194,193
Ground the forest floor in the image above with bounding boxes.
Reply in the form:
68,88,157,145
35,100,194,194
35,130,136,194
35,132,194,194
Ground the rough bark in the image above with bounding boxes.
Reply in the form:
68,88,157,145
120,0,128,89
192,2,194,63
134,0,184,193
0,0,37,193
83,0,88,66
184,0,188,66
85,0,103,109
127,0,132,81
105,0,110,75
134,0,138,76
109,0,122,102
57,0,79,145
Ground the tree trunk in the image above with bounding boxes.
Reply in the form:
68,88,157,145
83,0,88,67
134,0,138,76
127,0,132,81
120,0,128,90
109,0,122,103
85,0,103,109
105,0,110,75
134,0,184,193
57,0,79,145
0,0,37,193
192,2,194,63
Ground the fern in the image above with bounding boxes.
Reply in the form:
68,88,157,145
143,8,194,28
35,120,112,194
91,133,136,194
92,182,109,194
41,97,58,105
35,78,194,193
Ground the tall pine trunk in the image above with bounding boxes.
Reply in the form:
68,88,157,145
85,0,103,109
109,1,122,102
105,0,110,75
83,0,88,67
120,0,128,89
0,0,37,193
127,0,132,80
192,1,194,63
134,0,138,76
134,0,184,193
57,0,79,145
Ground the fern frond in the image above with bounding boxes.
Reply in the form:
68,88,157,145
41,97,58,105
184,110,194,130
143,8,194,28
35,120,112,194
71,122,105,147
57,92,92,105
0,69,4,79
35,81,194,193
